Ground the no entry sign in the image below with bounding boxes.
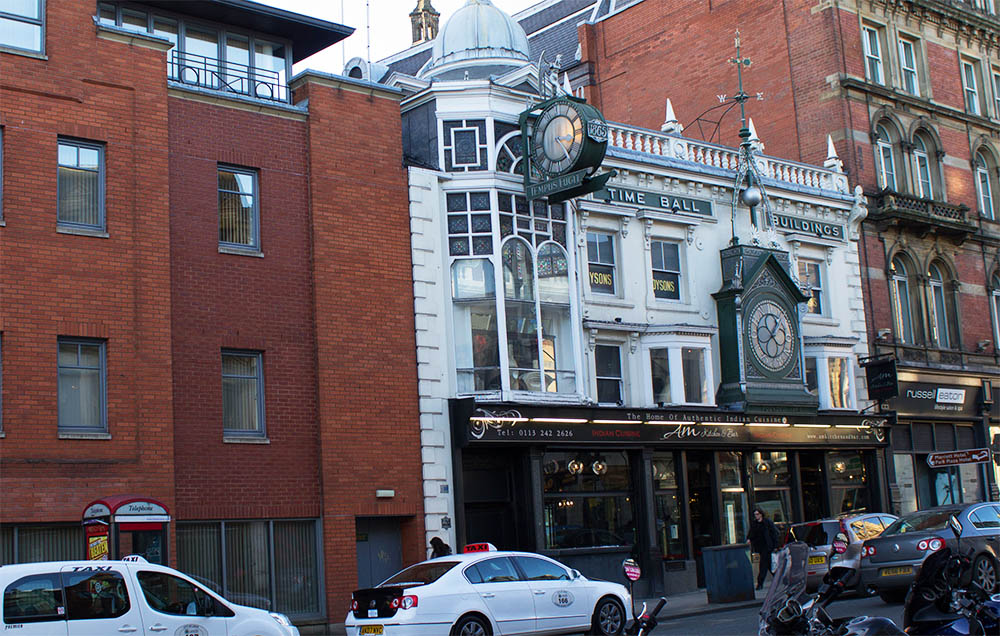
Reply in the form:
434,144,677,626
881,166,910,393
926,448,991,468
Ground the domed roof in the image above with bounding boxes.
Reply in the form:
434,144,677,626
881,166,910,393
422,0,530,80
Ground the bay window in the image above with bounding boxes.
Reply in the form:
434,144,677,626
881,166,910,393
453,259,501,392
803,351,856,410
646,339,714,406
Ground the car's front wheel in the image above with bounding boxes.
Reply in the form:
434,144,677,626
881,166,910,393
451,613,493,636
588,596,625,636
972,554,998,593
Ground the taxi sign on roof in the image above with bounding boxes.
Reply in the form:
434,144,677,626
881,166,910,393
463,542,496,553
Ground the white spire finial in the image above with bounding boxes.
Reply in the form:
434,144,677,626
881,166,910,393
748,118,764,152
562,73,573,96
660,98,683,134
824,134,844,173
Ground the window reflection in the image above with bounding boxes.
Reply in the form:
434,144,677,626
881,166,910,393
543,451,634,550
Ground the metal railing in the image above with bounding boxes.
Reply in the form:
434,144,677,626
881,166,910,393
168,51,288,103
606,122,852,194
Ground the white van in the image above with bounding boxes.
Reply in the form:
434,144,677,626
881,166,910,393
1,556,298,636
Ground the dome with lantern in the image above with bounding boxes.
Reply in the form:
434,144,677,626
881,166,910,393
420,0,531,80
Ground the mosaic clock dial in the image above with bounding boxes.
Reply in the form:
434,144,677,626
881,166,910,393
747,298,795,372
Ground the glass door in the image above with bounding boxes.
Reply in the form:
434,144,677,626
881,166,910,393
718,451,747,545
686,451,715,587
750,451,792,534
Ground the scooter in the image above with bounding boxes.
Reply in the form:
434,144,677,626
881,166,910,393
626,597,667,636
759,535,905,636
901,514,1000,635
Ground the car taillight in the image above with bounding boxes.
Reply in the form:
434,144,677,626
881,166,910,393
862,545,876,558
350,599,358,611
917,538,945,552
390,595,418,610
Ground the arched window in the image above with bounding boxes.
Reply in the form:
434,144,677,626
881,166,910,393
927,262,951,348
975,151,995,220
495,133,523,175
875,123,897,190
912,134,933,199
890,256,915,344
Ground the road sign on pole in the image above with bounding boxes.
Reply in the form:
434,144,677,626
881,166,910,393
926,448,991,468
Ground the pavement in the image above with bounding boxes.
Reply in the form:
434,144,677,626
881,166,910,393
634,587,768,622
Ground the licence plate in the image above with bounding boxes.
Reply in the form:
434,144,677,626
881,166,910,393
360,626,384,635
880,566,913,577
808,556,826,565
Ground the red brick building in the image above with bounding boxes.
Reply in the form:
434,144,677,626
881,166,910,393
563,0,1000,514
0,0,422,629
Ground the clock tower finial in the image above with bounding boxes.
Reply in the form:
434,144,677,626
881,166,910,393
410,0,440,45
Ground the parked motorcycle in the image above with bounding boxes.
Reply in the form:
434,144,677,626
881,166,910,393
901,514,1000,635
626,597,666,636
759,537,904,636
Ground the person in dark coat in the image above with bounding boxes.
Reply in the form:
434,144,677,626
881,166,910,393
746,507,780,590
429,536,452,559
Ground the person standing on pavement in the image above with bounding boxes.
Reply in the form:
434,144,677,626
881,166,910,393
429,536,452,558
747,507,780,590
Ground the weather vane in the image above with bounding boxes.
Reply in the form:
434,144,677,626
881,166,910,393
728,30,776,246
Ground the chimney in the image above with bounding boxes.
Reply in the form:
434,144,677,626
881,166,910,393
410,0,440,45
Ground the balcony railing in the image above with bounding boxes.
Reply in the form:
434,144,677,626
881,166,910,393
606,122,852,194
867,189,976,240
168,51,288,103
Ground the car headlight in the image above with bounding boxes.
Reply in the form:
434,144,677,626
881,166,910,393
269,612,293,626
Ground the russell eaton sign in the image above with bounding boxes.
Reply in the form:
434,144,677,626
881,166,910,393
892,381,977,417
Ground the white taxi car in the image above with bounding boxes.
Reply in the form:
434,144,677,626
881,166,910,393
345,544,631,636
0,556,298,636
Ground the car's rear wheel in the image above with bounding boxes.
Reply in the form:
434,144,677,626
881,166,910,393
878,589,907,604
452,614,492,636
972,554,998,593
588,596,625,636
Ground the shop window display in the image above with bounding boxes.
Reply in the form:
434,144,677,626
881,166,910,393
542,451,634,550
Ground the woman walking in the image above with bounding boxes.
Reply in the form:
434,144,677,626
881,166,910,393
747,507,780,590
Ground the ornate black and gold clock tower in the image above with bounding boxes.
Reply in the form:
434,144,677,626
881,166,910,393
714,33,818,414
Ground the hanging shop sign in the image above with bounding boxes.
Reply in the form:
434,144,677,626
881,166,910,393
860,356,898,402
593,186,712,216
892,381,979,418
926,448,991,468
458,405,891,446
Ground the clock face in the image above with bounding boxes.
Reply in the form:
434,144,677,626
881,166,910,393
747,298,796,373
531,101,584,178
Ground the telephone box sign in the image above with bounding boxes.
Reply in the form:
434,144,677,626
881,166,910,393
926,448,991,468
83,503,111,519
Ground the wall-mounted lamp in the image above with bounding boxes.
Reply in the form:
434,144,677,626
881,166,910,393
591,460,608,476
977,339,992,353
567,460,584,475
375,489,395,499
876,328,892,342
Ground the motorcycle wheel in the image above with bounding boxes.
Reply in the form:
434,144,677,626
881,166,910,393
971,554,998,593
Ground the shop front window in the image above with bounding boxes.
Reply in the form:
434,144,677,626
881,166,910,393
653,453,684,559
542,451,634,550
893,453,918,515
751,452,791,529
828,451,869,514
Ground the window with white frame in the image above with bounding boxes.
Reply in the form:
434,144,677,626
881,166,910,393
650,240,682,301
912,134,933,199
863,25,885,85
875,124,896,191
890,256,916,344
898,37,919,95
972,0,996,15
647,341,713,406
57,139,105,231
218,166,259,250
992,273,1000,347
993,68,1000,118
798,259,823,315
927,262,953,349
595,344,624,405
221,350,265,437
803,352,856,410
452,259,501,392
963,59,983,115
0,0,43,53
57,338,107,433
587,232,617,295
976,151,996,219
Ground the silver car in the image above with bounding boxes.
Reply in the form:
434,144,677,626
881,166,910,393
788,512,898,590
859,502,1000,603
